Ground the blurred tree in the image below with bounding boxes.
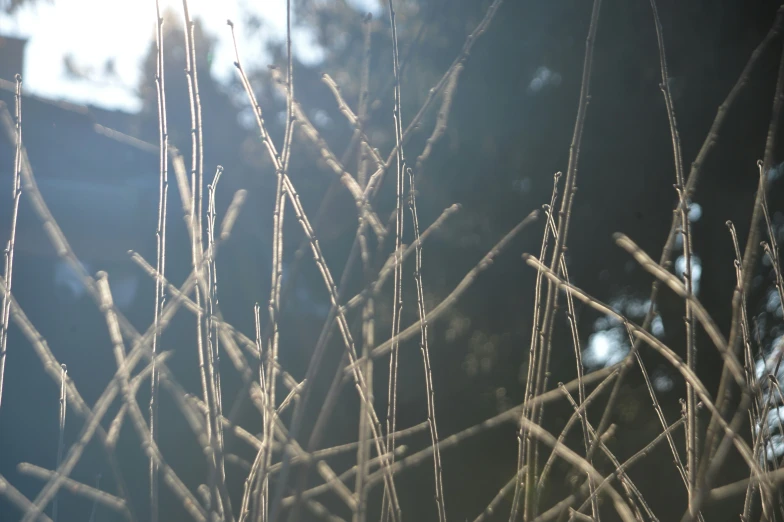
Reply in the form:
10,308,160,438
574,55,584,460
232,0,784,517
245,0,784,389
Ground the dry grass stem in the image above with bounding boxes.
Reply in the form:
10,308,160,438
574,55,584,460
18,463,128,516
150,2,169,520
0,74,22,412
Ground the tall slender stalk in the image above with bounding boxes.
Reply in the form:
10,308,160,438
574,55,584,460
52,364,67,522
516,174,559,522
206,165,226,515
540,205,598,520
0,74,23,413
355,14,375,522
263,1,294,520
647,2,696,513
383,2,406,519
406,163,447,521
181,3,229,518
150,4,169,521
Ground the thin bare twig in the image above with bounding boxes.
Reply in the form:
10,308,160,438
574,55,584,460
647,1,696,509
150,3,169,519
0,474,54,522
19,463,127,516
0,74,23,412
382,2,407,520
472,473,517,522
52,363,67,522
519,174,561,519
355,16,375,522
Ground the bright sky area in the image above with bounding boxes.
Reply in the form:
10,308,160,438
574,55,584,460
0,0,379,111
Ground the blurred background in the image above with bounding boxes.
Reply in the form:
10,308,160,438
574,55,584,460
0,0,783,520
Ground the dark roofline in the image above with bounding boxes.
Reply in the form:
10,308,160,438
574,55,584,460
0,76,92,116
0,76,158,156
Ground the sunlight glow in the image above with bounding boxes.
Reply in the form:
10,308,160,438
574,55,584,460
0,0,325,110
584,327,626,368
584,296,660,369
